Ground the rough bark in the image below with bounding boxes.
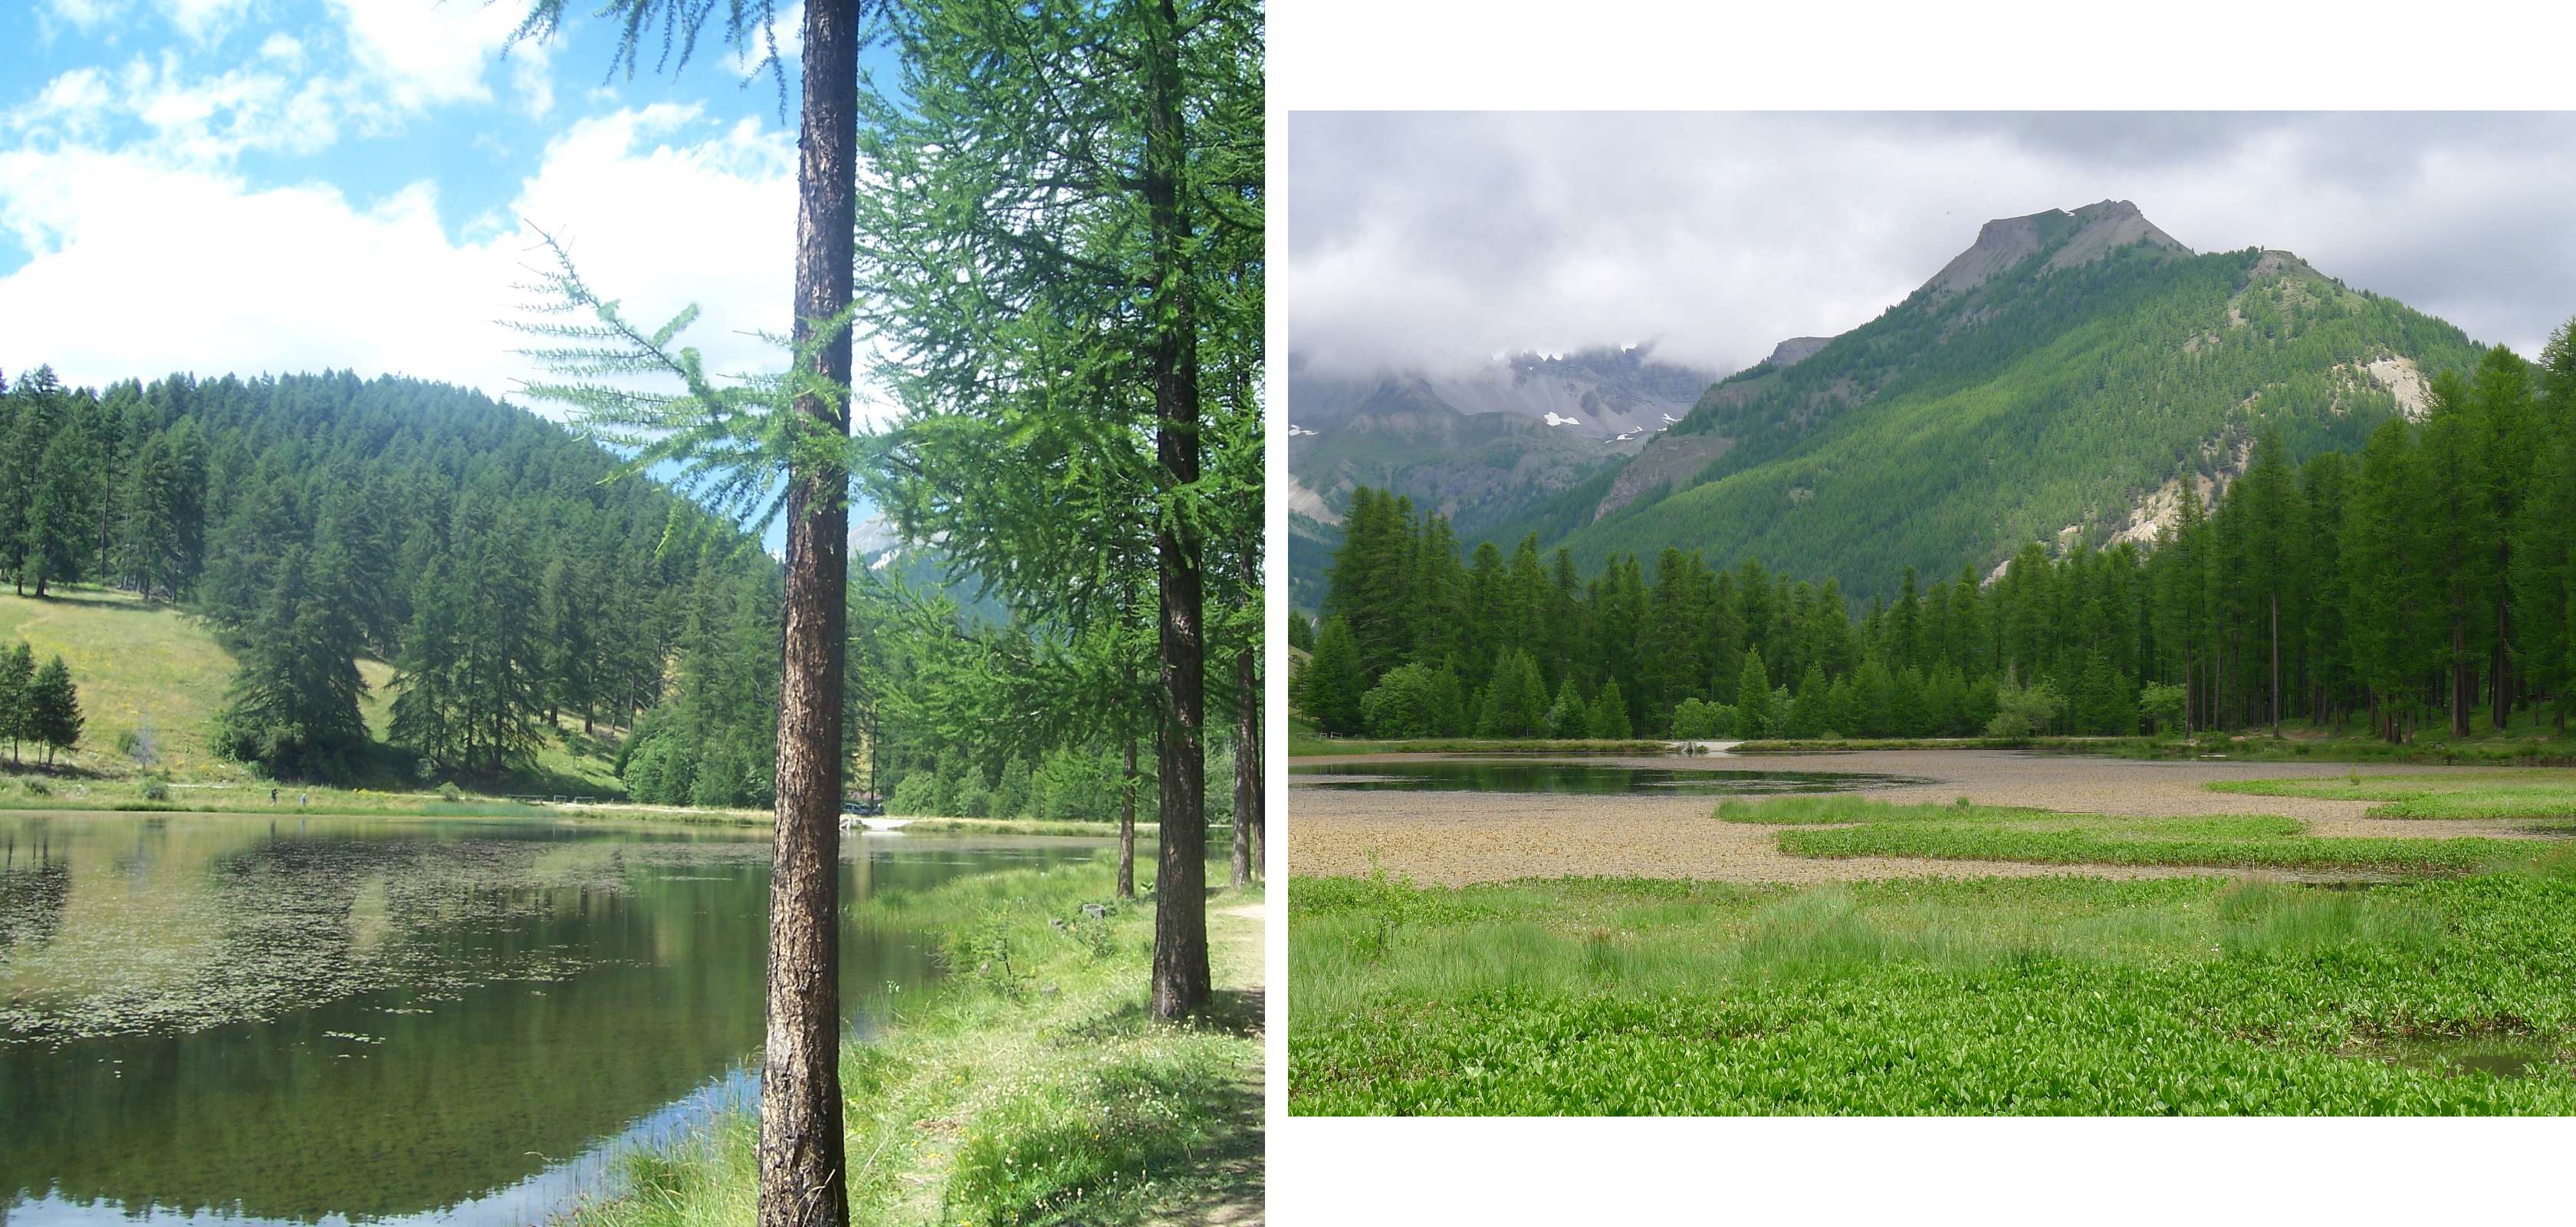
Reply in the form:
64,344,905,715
757,1,857,1223
1144,0,1207,1022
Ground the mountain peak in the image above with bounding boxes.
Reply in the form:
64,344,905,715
1925,199,2188,298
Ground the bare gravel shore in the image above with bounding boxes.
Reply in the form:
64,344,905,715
1286,749,2541,886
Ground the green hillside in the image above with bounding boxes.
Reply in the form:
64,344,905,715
1540,202,2483,598
0,585,623,792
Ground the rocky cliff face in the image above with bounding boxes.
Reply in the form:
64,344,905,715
1926,199,2188,298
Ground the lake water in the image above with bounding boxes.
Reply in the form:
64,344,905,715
0,811,1108,1225
1287,760,1921,795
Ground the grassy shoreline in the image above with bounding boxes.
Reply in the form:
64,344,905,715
569,857,1263,1225
0,772,1162,837
1291,729,2576,768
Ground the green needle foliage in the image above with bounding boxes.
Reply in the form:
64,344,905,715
512,229,858,539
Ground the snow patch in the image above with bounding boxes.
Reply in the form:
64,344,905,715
1542,412,1580,428
1286,423,1318,437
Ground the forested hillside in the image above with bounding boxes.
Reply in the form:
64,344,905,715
1530,202,2482,599
0,365,781,798
1297,321,2576,745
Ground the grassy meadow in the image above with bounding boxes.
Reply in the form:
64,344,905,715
569,857,1263,1225
1,585,626,808
1290,772,2576,1114
1729,795,2564,873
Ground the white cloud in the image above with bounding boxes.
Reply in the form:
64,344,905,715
258,32,306,66
43,0,130,35
159,0,255,44
9,55,342,166
1291,113,2576,376
0,104,800,410
324,0,531,112
10,68,116,143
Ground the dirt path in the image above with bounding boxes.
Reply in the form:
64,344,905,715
1288,750,2555,887
1135,893,1267,1227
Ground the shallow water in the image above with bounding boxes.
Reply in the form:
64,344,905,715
0,812,1105,1225
1287,760,1921,796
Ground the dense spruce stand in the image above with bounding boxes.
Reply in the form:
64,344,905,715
1301,321,2576,745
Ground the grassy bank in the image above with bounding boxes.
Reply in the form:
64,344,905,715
1290,857,2576,1114
571,857,1263,1225
0,772,1176,838
1723,795,2561,873
2209,771,2576,821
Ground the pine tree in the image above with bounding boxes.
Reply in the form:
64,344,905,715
0,643,33,764
27,655,81,768
1586,678,1632,739
23,426,90,597
1299,617,1367,735
1544,677,1586,739
390,558,469,772
1733,648,1772,738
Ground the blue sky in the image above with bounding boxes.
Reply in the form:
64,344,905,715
2,1,914,551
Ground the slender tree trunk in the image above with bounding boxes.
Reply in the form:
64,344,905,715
1144,0,1207,1022
2181,647,2193,738
1232,633,1255,888
757,2,857,1224
2269,591,2281,738
1119,728,1137,900
2492,598,2512,732
2450,617,2472,737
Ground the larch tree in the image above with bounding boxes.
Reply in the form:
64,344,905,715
849,0,1262,1018
0,643,33,765
28,655,82,768
509,0,865,1218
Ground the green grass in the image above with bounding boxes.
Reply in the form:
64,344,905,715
566,857,1263,1225
2209,772,2576,821
1718,795,2539,873
1,584,629,804
0,586,239,778
1289,860,2576,1114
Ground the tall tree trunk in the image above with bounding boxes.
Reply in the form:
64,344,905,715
2181,646,2193,738
2493,598,2512,732
758,2,857,1223
2450,617,2472,737
1144,0,1207,1022
2269,591,2281,738
1119,726,1137,900
1231,632,1255,888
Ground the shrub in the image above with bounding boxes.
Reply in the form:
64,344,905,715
139,776,172,802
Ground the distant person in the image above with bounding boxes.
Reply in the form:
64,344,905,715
299,792,307,808
271,787,279,804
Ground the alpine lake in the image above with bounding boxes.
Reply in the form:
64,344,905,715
0,811,1122,1225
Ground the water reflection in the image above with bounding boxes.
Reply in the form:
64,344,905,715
0,814,1099,1225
